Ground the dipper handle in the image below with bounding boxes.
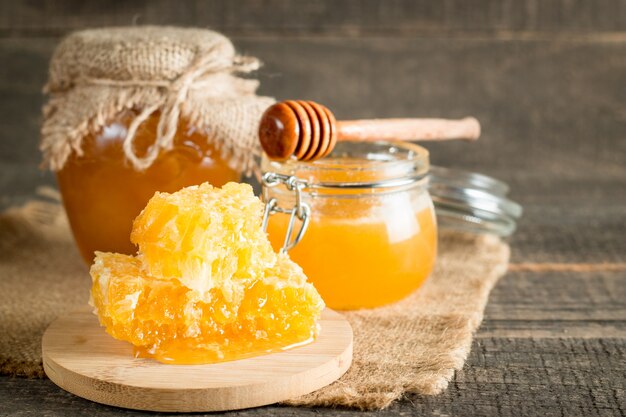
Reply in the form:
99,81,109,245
258,100,480,162
337,117,480,142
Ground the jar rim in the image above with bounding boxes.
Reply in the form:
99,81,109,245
261,140,429,190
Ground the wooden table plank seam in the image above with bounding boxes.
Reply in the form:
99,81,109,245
509,263,626,272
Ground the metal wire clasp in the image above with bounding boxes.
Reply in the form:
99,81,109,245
261,172,311,253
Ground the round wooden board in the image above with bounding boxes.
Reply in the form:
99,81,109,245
42,307,352,412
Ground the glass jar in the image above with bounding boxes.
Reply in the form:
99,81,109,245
261,141,437,310
56,110,239,263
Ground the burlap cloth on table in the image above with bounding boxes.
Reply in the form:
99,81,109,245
0,194,509,410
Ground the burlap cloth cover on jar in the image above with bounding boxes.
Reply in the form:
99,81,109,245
40,26,274,173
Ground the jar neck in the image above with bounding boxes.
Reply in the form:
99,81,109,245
261,141,430,198
263,173,429,200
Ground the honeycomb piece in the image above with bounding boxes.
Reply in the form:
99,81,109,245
131,183,276,298
90,182,324,364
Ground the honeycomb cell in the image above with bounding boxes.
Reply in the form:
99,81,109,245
90,182,324,364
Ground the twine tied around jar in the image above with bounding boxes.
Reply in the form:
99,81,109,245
40,26,275,173
80,51,260,170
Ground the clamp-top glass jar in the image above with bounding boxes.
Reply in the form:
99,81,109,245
262,141,437,310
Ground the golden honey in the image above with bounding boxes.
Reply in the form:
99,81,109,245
90,183,324,364
262,141,437,310
267,200,436,309
56,112,239,263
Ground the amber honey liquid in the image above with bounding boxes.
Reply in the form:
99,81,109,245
90,183,325,365
57,112,239,263
267,193,437,309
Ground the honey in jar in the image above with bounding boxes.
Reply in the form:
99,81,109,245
40,26,273,263
56,112,239,262
262,141,437,309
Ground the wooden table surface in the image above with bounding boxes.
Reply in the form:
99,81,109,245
1,2,624,416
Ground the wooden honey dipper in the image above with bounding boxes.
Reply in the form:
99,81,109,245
259,100,481,161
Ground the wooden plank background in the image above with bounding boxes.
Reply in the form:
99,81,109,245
0,1,625,416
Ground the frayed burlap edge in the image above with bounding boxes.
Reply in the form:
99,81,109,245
40,26,275,175
283,232,510,410
0,192,89,379
41,85,274,175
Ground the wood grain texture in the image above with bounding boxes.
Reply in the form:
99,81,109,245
337,117,480,142
3,37,625,172
1,1,625,415
1,37,624,262
481,270,626,338
5,254,613,416
4,337,625,416
2,0,626,36
42,307,352,412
